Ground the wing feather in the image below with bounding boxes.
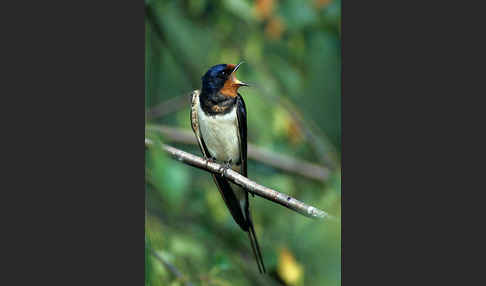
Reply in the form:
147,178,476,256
236,95,248,177
190,90,209,157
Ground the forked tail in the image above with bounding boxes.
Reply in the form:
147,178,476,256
247,218,265,273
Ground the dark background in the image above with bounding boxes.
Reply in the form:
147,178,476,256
2,0,478,285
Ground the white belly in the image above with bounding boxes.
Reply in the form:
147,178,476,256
197,105,240,163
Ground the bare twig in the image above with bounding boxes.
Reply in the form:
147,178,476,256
241,60,340,169
145,88,339,169
145,138,334,220
252,78,339,169
146,125,330,182
151,249,195,286
147,93,192,119
267,93,339,169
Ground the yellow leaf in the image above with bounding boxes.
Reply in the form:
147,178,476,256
278,247,304,286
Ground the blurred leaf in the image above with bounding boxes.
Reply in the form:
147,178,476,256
255,0,275,20
147,140,190,207
243,34,264,62
222,0,257,23
188,0,208,16
267,55,302,97
265,16,286,40
278,247,304,286
146,234,152,286
211,253,232,273
272,106,303,144
171,235,206,259
206,186,231,224
278,0,318,31
314,0,333,9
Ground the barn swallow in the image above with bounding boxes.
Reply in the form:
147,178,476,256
190,63,265,273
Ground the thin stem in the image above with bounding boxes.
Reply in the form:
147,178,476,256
145,138,335,220
146,125,330,182
151,249,195,286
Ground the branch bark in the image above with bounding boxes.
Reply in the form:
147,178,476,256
145,138,334,220
146,125,330,182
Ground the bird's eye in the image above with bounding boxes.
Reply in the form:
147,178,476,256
220,71,227,77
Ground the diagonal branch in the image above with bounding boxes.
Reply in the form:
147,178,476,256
145,138,334,220
146,88,339,169
146,125,330,182
146,93,192,119
151,249,195,286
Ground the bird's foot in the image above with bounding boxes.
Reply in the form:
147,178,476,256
219,160,232,177
205,157,218,168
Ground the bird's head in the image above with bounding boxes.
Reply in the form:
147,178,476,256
201,62,249,98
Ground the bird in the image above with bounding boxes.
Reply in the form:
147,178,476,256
190,62,265,273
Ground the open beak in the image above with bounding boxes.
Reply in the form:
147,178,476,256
231,62,249,87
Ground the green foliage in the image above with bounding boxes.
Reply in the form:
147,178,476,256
146,0,341,285
146,231,152,286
